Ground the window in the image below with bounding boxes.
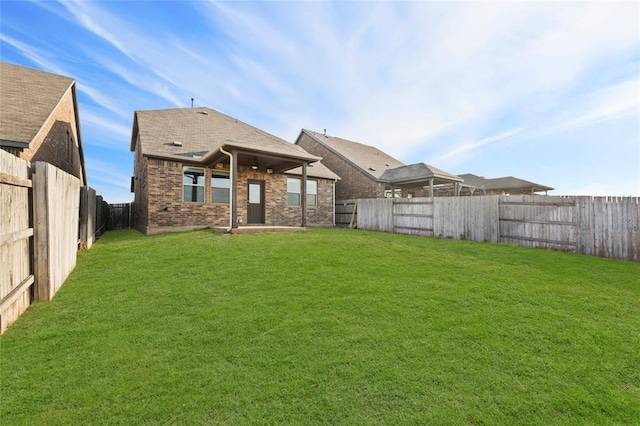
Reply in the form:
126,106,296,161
385,187,402,198
307,180,317,207
287,178,317,207
183,166,205,202
287,178,300,206
211,171,230,204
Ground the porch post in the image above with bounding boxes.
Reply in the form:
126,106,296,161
429,178,434,197
301,162,307,228
231,150,238,228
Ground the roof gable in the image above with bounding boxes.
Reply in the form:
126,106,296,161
132,108,318,163
299,129,404,179
0,62,75,146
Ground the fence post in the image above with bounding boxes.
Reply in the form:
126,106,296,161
32,162,51,301
79,186,88,250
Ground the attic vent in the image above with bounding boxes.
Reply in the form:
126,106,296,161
171,141,183,147
197,111,209,115
385,163,390,166
369,167,376,171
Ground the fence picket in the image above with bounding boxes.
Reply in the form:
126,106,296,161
348,195,639,262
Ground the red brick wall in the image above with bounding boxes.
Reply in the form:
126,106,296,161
296,132,385,200
133,153,335,234
132,139,149,233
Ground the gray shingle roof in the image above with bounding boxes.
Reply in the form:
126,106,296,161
459,173,554,192
0,62,75,146
300,129,404,179
299,129,461,184
132,108,319,163
380,163,463,183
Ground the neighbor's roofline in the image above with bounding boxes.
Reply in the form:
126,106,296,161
297,129,386,183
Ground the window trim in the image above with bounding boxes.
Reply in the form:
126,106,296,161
306,179,318,208
183,166,205,203
287,177,301,207
211,170,230,204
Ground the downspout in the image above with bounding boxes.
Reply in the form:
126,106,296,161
333,179,336,227
219,146,233,231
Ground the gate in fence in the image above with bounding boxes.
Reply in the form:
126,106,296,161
108,203,131,230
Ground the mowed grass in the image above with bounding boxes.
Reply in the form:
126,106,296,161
1,228,639,424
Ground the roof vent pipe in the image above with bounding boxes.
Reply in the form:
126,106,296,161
191,98,194,108
324,129,326,136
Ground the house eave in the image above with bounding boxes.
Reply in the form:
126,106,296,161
0,139,29,149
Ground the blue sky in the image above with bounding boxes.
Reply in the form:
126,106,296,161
2,1,638,203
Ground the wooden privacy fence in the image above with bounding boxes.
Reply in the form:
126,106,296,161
1,152,33,334
79,188,110,249
335,199,358,228
33,162,80,301
350,195,640,262
1,149,106,334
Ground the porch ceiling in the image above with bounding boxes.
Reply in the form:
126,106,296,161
204,146,318,173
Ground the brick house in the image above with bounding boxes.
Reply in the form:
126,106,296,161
131,108,339,235
0,62,86,184
295,129,462,200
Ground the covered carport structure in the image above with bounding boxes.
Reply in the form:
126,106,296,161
380,163,464,197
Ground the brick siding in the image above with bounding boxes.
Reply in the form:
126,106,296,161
296,132,385,200
14,87,84,184
133,153,335,234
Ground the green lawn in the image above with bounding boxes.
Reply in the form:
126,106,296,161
1,228,639,424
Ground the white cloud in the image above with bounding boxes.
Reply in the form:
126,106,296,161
5,0,637,201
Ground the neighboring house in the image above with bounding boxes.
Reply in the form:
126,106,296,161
457,173,554,195
0,62,86,185
295,129,462,200
131,108,340,235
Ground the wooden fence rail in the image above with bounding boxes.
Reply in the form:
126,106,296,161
1,149,107,333
347,195,640,262
32,162,80,301
0,152,33,334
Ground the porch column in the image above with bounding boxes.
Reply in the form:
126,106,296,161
231,150,238,228
301,162,307,228
429,178,434,197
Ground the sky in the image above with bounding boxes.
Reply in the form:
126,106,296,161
1,0,638,203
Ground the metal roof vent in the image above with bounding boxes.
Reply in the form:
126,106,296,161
171,141,183,147
197,111,209,115
369,167,376,171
